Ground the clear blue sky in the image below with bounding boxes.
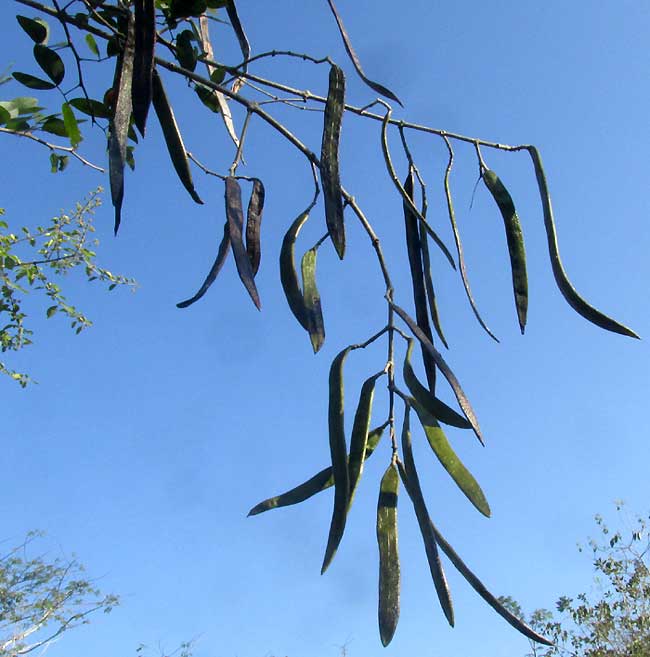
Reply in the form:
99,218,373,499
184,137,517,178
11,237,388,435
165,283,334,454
1,2,649,656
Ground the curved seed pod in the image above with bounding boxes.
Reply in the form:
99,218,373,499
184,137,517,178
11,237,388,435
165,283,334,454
348,372,383,508
301,248,325,353
279,211,311,331
109,12,134,235
245,178,265,276
398,411,454,626
442,139,498,341
430,522,552,646
132,0,156,136
176,222,230,308
403,168,437,391
412,399,491,518
322,346,352,574
380,115,456,269
247,425,385,516
403,340,472,430
325,0,402,107
392,302,483,444
225,1,250,70
321,65,346,260
482,169,528,334
528,146,638,339
225,177,261,310
151,69,203,205
377,463,400,647
419,217,449,349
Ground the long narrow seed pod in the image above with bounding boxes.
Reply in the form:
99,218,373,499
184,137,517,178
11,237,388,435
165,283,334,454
391,302,483,444
226,1,250,70
419,218,449,349
325,0,402,106
321,65,346,259
109,12,134,235
225,177,261,309
247,425,385,516
398,411,454,626
403,339,472,430
151,69,203,205
403,167,437,391
322,346,352,574
132,0,155,136
245,178,265,276
301,248,326,353
280,211,311,331
377,463,400,646
528,146,638,339
176,222,230,308
442,137,498,341
430,521,552,645
482,169,528,334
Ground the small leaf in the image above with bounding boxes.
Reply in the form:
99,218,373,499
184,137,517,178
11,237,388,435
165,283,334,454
320,64,346,259
300,248,325,353
85,33,100,56
321,346,352,574
16,16,49,44
40,117,67,137
377,463,400,646
175,30,198,72
12,72,55,90
46,305,57,318
33,45,65,85
411,399,491,517
0,106,10,125
69,97,111,120
61,102,82,148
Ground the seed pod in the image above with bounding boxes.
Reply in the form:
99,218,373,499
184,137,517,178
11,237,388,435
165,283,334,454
429,521,552,645
279,211,311,331
301,248,325,353
322,346,352,574
348,372,383,508
528,146,638,339
151,69,203,205
398,411,454,626
321,65,346,260
482,169,528,334
225,177,261,309
109,11,134,234
419,218,449,349
176,222,230,308
411,399,490,518
391,301,483,444
403,167,437,391
245,178,264,276
377,463,400,647
325,0,402,107
403,339,472,430
132,0,156,136
442,137,498,341
225,1,250,70
247,425,385,516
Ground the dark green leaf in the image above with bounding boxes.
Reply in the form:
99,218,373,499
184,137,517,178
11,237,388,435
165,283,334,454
194,84,220,113
210,66,226,84
175,30,198,72
12,72,55,91
322,346,352,574
69,97,111,120
33,45,65,85
40,116,67,137
46,305,57,318
16,16,49,44
61,102,82,148
377,463,400,646
0,106,11,125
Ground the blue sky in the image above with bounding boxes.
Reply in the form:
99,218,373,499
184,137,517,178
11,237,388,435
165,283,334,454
1,2,649,656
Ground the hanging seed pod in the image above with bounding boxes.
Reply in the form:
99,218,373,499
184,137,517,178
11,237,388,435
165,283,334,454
301,248,326,353
280,210,311,330
528,146,638,339
482,169,528,334
321,65,346,260
398,411,454,626
245,178,265,276
225,1,250,69
109,11,134,234
377,463,400,647
151,69,203,205
225,177,261,309
322,346,352,574
176,222,230,308
132,0,156,136
247,425,385,516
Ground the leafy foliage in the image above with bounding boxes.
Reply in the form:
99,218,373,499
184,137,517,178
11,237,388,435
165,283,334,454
0,189,136,385
502,504,650,657
0,531,118,657
0,0,640,647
